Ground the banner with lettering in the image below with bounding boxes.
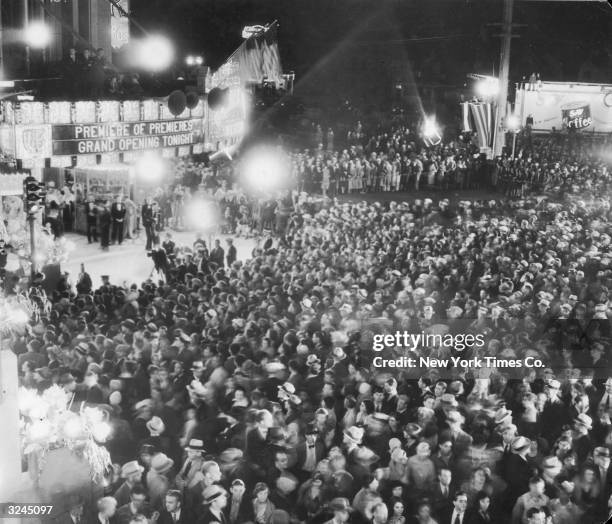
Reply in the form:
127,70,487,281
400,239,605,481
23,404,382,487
51,118,204,156
207,55,249,149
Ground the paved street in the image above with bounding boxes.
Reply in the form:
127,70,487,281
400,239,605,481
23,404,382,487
62,189,503,286
63,230,256,287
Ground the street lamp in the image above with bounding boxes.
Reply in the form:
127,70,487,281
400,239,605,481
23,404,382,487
23,21,52,77
186,55,203,67
506,114,520,158
24,21,52,49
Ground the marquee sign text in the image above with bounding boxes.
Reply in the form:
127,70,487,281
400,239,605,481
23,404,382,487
52,118,203,155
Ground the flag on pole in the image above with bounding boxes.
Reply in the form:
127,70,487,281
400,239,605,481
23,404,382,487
464,102,494,150
237,37,263,84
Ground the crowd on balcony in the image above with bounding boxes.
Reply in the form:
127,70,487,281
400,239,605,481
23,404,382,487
59,47,145,100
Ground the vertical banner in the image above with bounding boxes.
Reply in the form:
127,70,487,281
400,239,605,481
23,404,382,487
110,0,130,50
208,52,249,149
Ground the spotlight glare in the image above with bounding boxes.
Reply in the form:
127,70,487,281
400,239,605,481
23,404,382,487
475,77,500,98
137,35,174,71
423,117,438,138
25,22,52,49
186,55,195,66
185,199,220,231
134,153,165,183
240,146,291,193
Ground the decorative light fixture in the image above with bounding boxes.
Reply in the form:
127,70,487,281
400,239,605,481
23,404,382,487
19,385,112,483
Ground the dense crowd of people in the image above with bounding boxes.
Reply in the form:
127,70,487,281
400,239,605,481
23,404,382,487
9,121,612,524
287,122,487,197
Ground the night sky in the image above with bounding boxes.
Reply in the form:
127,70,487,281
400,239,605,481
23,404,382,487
130,0,611,80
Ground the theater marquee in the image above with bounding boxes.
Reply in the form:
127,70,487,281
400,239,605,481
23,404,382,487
51,118,204,156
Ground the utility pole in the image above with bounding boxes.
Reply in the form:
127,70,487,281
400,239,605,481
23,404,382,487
24,0,31,77
492,0,515,157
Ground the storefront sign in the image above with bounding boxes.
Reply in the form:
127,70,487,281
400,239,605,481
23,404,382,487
515,82,612,133
51,118,204,155
561,101,592,130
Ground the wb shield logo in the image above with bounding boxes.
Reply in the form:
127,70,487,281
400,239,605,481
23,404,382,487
22,128,46,155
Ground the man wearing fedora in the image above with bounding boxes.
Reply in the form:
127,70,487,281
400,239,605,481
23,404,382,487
323,497,353,524
197,485,229,524
343,426,378,483
114,461,145,507
146,453,175,511
503,436,537,513
184,460,223,510
175,439,206,491
140,416,169,458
